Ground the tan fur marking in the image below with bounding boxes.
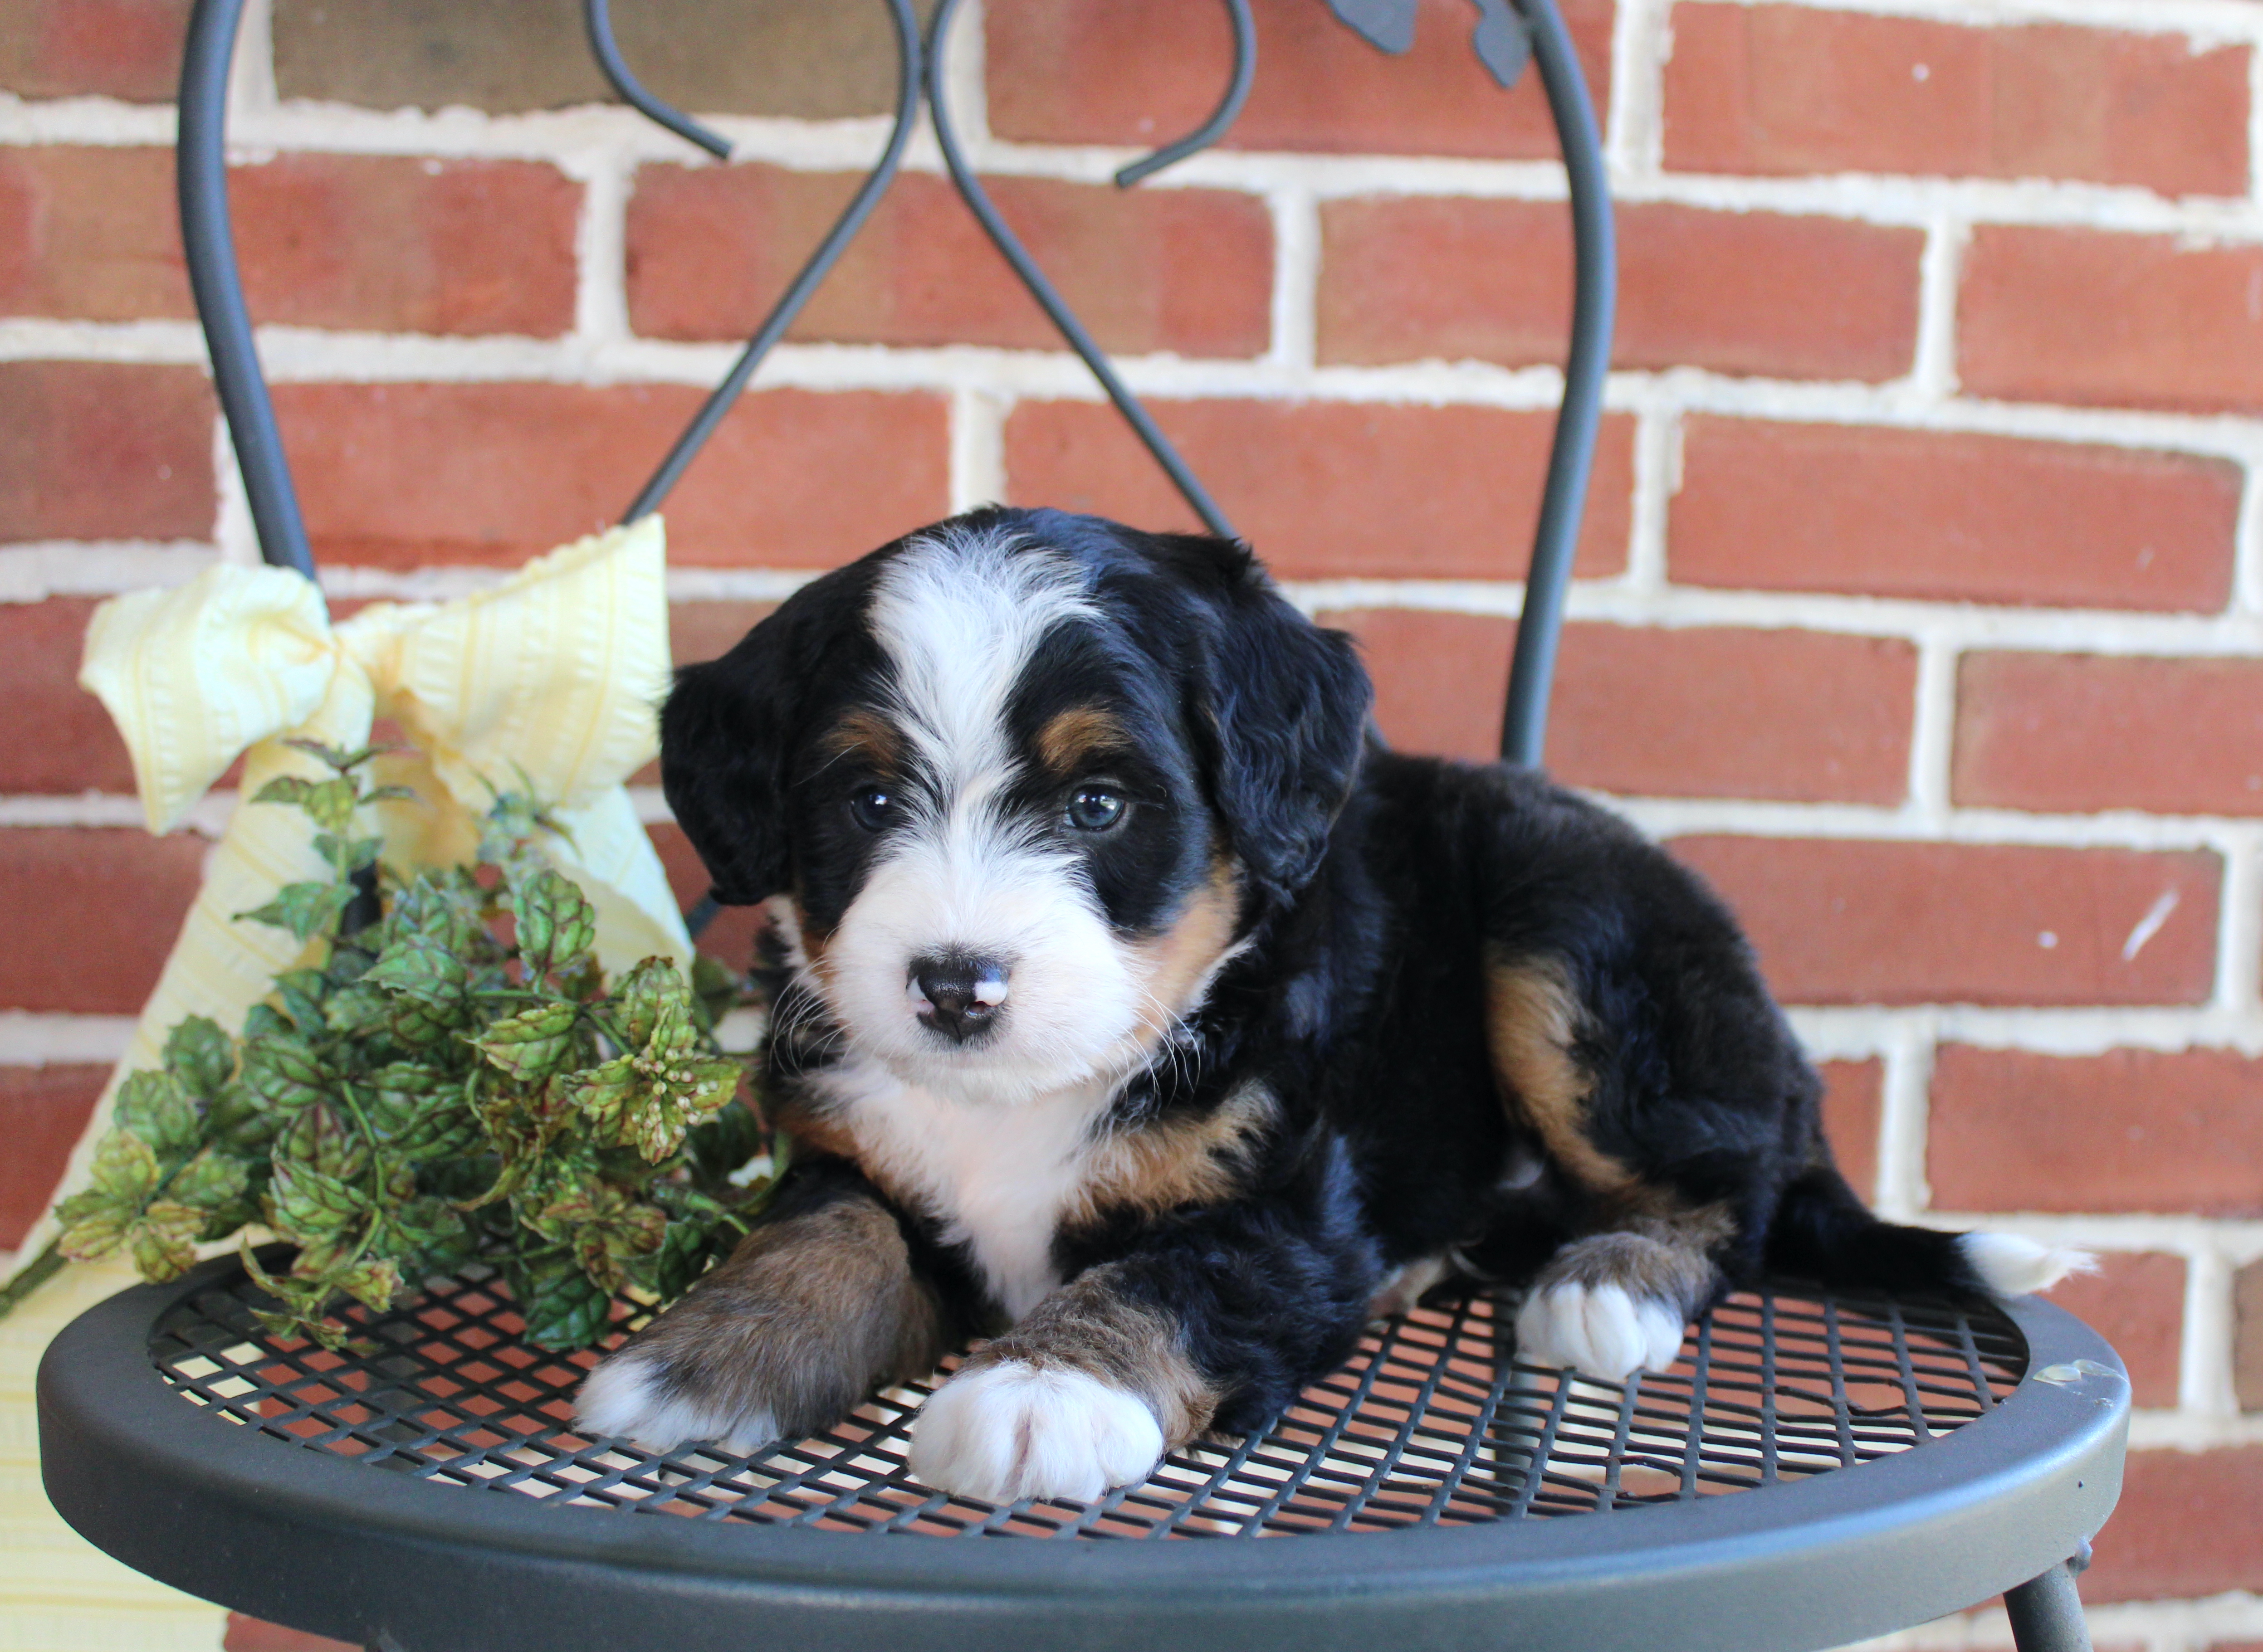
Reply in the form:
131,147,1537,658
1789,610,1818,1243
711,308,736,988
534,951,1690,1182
968,1265,1220,1445
1483,952,1648,1205
820,707,902,771
611,1191,942,1439
1069,1082,1276,1227
1035,706,1129,775
1126,861,1242,1049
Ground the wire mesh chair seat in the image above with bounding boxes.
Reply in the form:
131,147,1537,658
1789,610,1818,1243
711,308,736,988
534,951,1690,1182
37,1,2129,1648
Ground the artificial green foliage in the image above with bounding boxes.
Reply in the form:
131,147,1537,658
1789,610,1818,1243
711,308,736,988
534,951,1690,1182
50,741,765,1351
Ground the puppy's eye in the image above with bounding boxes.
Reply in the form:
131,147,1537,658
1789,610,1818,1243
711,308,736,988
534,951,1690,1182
849,788,895,831
1065,787,1127,833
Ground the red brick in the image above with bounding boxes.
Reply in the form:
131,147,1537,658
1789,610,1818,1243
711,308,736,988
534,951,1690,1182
1667,838,2218,1008
232,154,581,337
987,0,1614,161
1548,624,1914,804
223,1615,358,1652
0,149,580,335
1004,399,1633,580
1962,227,2263,416
670,600,775,668
1930,1047,2263,1216
2239,1260,2263,1412
629,166,1270,359
650,820,767,980
1321,198,1923,382
0,146,182,322
1816,1057,1882,1201
2084,1447,2263,1603
2044,1252,2184,1408
1664,5,2249,198
0,828,206,1014
0,362,215,543
1321,613,1915,797
0,1064,106,1251
1670,418,2238,613
1317,609,1515,760
1955,653,2263,817
0,0,187,101
272,382,948,569
0,599,137,793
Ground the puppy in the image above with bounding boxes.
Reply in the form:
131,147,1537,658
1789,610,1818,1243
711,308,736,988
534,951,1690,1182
578,507,2084,1504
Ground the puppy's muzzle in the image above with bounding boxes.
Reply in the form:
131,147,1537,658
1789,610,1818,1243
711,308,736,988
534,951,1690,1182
908,952,1011,1043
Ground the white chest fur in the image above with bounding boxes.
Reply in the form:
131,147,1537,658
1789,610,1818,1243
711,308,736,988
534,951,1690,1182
813,1057,1110,1321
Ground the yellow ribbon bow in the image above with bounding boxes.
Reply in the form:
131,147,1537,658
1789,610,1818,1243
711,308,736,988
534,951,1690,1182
24,518,691,1265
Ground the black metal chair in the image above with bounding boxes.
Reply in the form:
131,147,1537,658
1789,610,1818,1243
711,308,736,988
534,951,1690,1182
39,4,2129,1648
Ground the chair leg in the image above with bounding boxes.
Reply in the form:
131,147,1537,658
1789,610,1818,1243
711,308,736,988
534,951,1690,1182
2004,1559,2092,1652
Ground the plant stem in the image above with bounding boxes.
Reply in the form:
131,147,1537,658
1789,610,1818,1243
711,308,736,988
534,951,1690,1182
0,1238,66,1323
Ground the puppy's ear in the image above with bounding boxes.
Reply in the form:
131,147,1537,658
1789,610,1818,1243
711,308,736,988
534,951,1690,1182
1187,545,1372,909
660,620,804,906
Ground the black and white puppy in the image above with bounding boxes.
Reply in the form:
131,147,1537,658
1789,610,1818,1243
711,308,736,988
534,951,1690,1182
579,507,2084,1503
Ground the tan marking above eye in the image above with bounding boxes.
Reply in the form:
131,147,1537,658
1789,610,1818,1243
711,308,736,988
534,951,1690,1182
1035,706,1130,775
820,707,903,770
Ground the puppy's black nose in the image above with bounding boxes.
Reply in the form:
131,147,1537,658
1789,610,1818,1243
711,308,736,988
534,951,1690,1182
909,954,1010,1042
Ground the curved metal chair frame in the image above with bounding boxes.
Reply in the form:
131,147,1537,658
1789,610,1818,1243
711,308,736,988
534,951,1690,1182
41,6,2122,1650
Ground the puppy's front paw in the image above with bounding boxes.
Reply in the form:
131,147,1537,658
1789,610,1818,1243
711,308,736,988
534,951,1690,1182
577,1350,778,1457
909,1362,1164,1505
1514,1282,1686,1384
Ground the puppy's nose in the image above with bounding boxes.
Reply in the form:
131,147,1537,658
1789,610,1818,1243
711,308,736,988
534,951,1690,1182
909,954,1010,1042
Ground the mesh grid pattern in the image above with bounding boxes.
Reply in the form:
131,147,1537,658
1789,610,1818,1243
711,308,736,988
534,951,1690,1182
149,1263,2024,1539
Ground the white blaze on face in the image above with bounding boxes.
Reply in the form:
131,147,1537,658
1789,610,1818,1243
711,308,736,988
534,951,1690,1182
821,527,1142,1104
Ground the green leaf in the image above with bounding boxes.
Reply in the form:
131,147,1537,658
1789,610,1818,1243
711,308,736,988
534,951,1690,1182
469,1000,580,1083
88,1128,160,1205
128,1201,206,1282
332,1257,401,1312
112,1070,200,1161
277,1101,367,1182
363,1065,481,1157
612,956,685,1054
513,1256,612,1352
512,868,596,975
170,1146,250,1211
301,776,361,834
313,832,384,873
235,879,355,943
251,775,315,808
365,935,466,1008
242,1002,291,1042
689,954,740,1033
205,1082,277,1152
161,1016,235,1100
243,1033,329,1113
321,983,394,1038
268,1158,367,1239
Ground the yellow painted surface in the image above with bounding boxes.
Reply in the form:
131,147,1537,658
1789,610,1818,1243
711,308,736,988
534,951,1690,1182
0,1258,225,1652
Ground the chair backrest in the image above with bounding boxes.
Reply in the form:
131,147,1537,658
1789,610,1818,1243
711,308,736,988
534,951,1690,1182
172,0,1613,770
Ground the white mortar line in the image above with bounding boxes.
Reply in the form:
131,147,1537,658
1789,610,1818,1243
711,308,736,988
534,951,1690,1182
210,415,260,567
1906,631,1960,824
1266,183,1320,375
0,543,217,603
1622,404,1677,593
1911,215,1968,400
2210,830,2263,1016
569,147,634,348
0,1014,137,1064
228,0,277,120
2181,1245,2239,1415
948,387,1007,512
1606,0,1673,181
1875,1019,1935,1217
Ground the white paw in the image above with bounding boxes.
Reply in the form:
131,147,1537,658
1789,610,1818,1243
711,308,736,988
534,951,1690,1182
908,1361,1164,1505
1960,1233,2098,1297
576,1352,777,1456
1515,1282,1686,1383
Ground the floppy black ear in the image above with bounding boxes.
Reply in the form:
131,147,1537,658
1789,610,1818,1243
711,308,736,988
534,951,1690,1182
1188,547,1373,910
659,619,806,906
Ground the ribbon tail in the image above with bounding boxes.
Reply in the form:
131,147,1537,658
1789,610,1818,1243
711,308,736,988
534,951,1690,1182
544,788,695,978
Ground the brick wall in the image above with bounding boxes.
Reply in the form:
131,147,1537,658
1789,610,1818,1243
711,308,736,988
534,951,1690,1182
4,0,2263,1647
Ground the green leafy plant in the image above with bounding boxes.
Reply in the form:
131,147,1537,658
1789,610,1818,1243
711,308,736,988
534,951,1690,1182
25,742,767,1350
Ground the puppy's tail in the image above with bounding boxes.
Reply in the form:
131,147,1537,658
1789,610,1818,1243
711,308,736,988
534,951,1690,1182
1763,1165,2094,1301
